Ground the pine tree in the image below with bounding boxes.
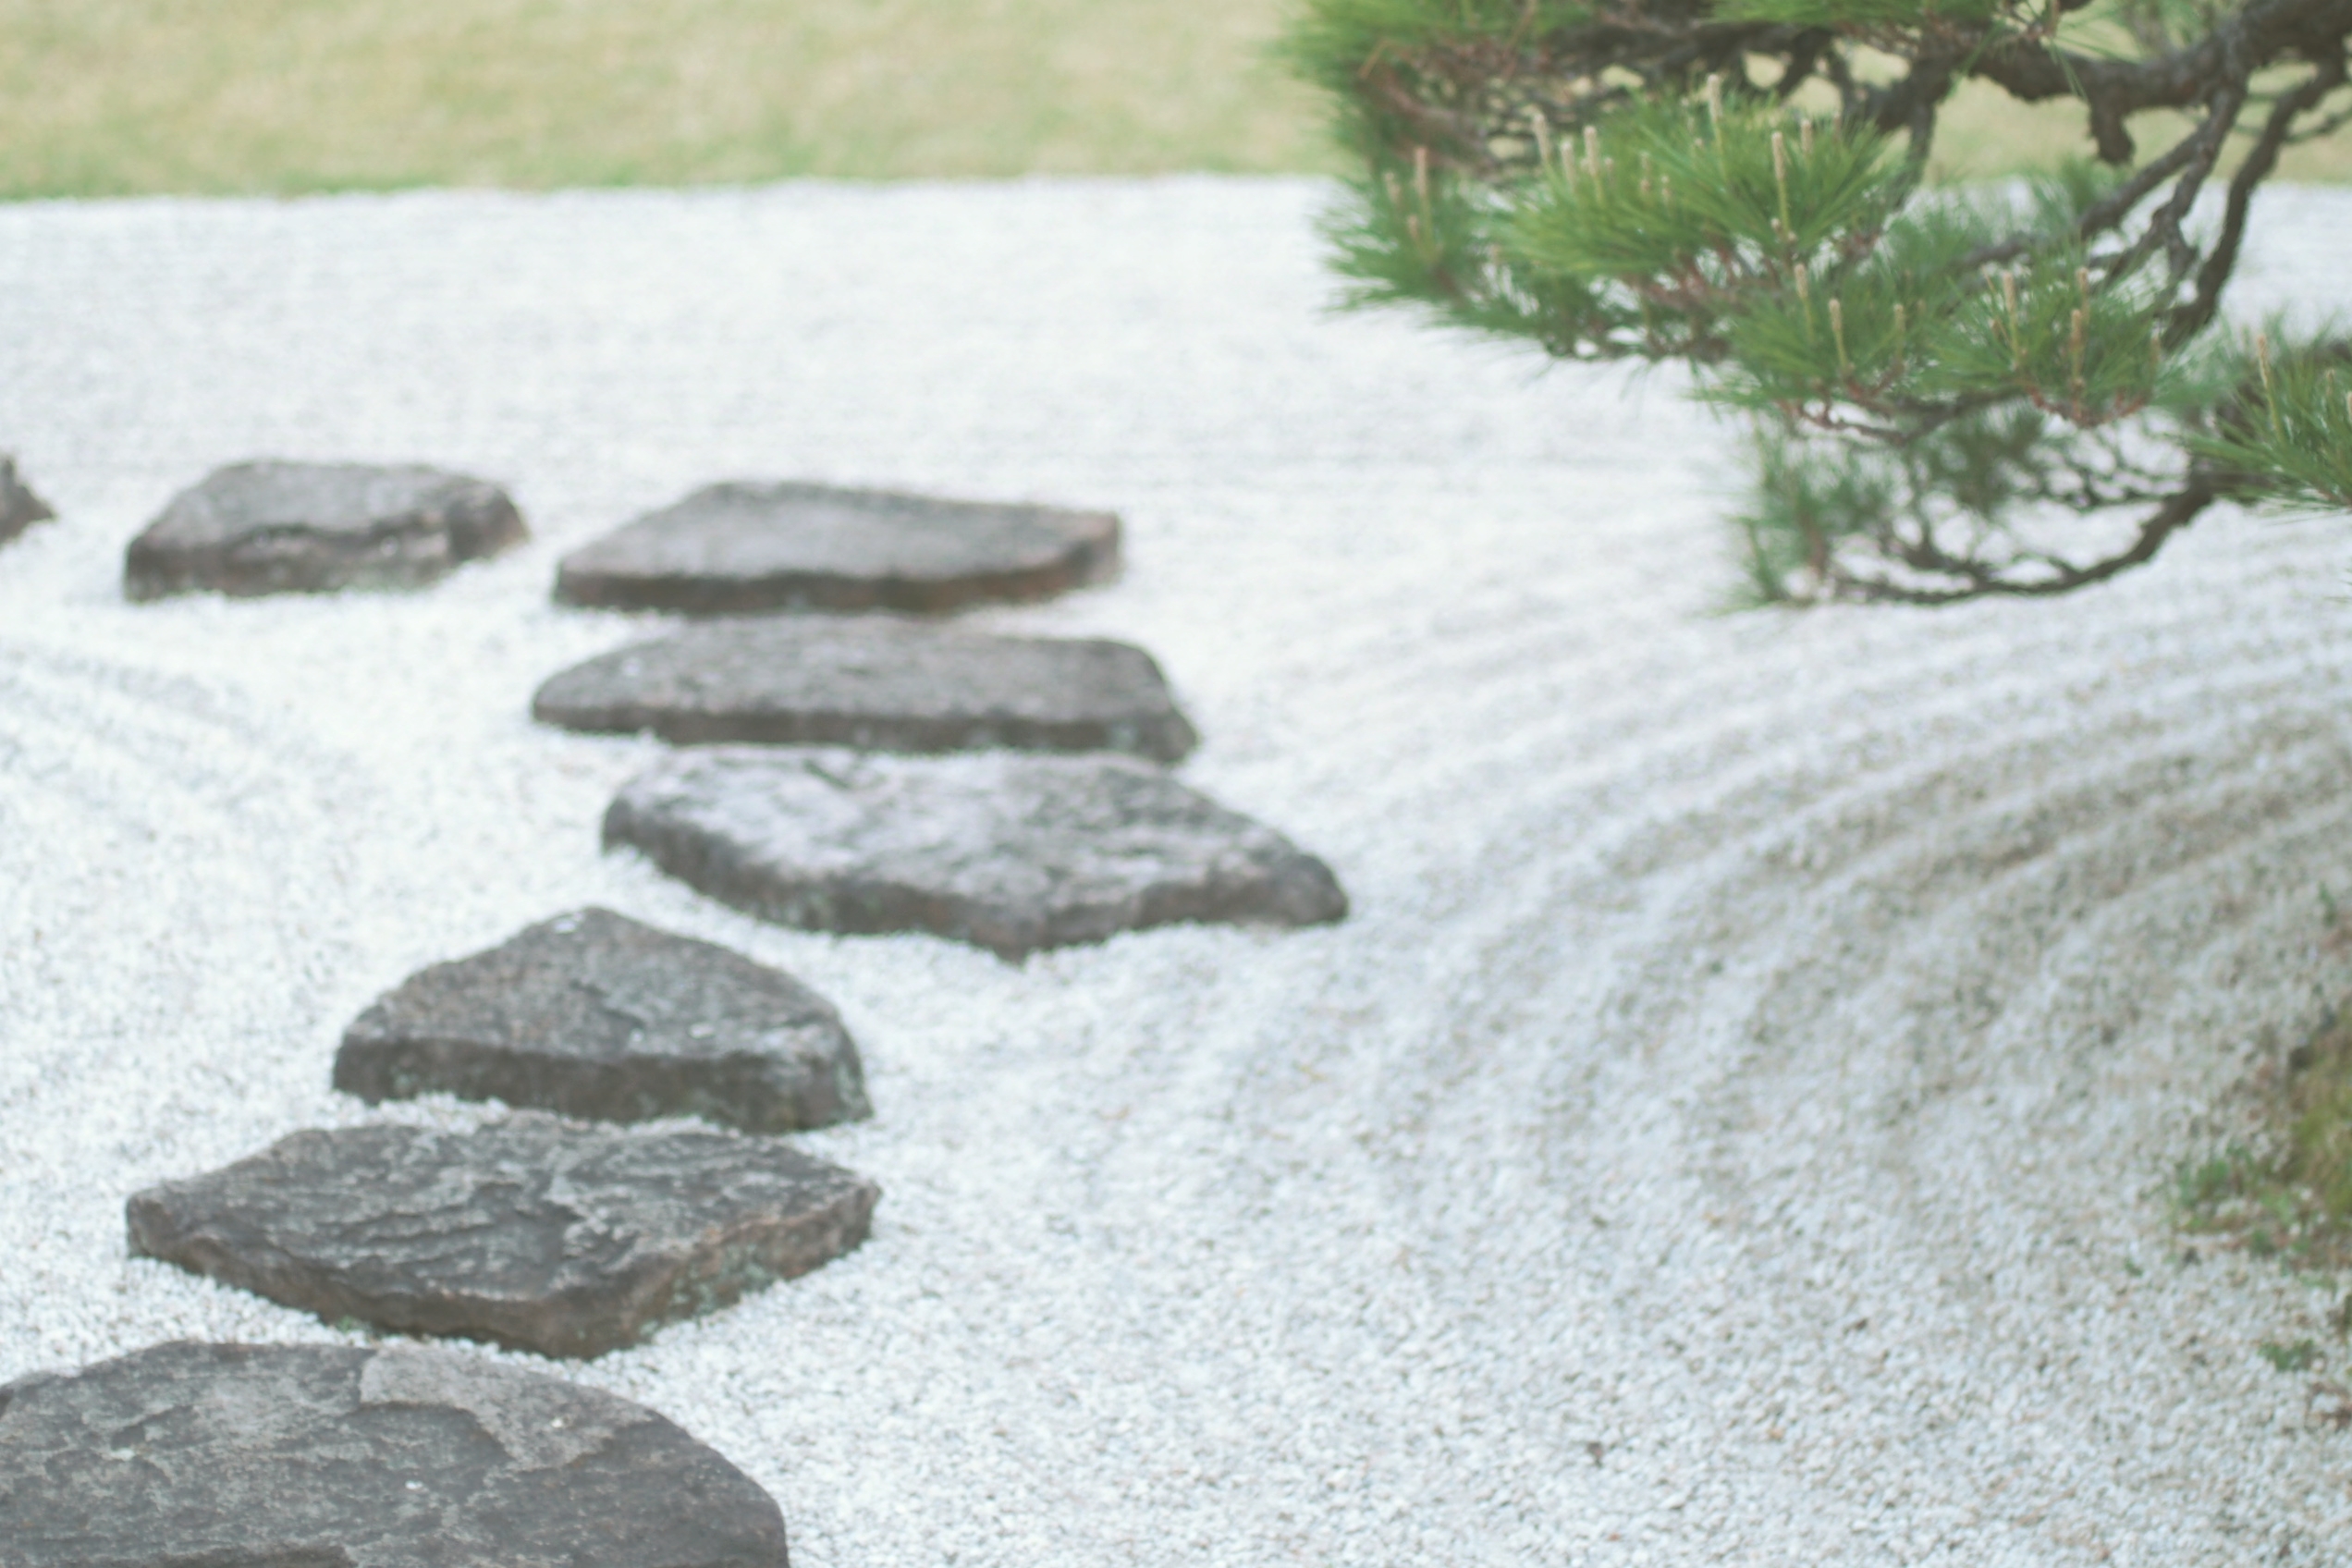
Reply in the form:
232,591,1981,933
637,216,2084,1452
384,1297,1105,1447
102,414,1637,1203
1284,1,2352,603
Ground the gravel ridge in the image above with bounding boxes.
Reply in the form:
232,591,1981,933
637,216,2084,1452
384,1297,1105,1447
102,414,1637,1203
4,177,2352,1564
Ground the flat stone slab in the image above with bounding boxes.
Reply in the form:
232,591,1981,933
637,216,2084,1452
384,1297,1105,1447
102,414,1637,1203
0,452,53,545
0,1341,787,1567
604,747,1347,959
125,459,527,599
533,618,1199,762
336,907,871,1133
127,1113,879,1359
553,480,1119,614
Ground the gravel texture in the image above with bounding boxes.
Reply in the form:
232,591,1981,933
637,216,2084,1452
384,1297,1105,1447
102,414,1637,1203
3,178,2352,1565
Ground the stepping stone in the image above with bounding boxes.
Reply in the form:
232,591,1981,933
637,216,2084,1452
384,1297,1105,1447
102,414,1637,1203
603,747,1347,960
335,907,872,1133
127,1113,879,1359
0,1341,786,1567
0,453,53,545
554,480,1119,614
124,459,528,599
533,618,1200,763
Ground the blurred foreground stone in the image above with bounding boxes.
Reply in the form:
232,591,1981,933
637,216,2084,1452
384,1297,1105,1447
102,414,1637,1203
0,1340,788,1567
124,459,526,599
0,454,54,545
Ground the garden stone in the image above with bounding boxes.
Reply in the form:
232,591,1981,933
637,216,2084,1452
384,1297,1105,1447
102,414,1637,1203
0,453,53,545
335,908,871,1133
124,459,527,599
533,618,1198,762
553,480,1119,613
0,1340,788,1567
603,747,1347,960
126,1114,878,1359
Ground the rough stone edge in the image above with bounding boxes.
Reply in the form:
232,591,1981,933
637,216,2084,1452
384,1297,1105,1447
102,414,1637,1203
329,910,876,1133
0,454,55,546
122,465,529,601
600,758,1350,961
121,1127,882,1359
333,1026,876,1134
331,1026,876,1133
530,633,1198,764
551,485,1121,615
0,1341,790,1566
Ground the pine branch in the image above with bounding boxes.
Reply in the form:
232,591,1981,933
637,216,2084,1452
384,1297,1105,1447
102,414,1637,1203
1290,0,2352,604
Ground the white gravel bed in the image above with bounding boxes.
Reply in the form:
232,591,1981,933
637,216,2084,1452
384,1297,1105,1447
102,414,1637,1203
4,176,2352,1564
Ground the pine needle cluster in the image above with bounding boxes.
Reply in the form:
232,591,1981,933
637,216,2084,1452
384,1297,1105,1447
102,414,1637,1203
1284,0,2352,603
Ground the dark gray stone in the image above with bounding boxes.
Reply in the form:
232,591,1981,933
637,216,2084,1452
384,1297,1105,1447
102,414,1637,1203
0,1340,788,1567
533,619,1199,763
0,453,54,545
335,908,870,1133
553,481,1119,614
126,1114,878,1359
124,460,527,600
603,747,1347,960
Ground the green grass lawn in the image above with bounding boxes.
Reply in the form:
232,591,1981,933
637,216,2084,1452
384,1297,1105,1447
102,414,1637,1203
0,2,2345,195
0,0,1333,194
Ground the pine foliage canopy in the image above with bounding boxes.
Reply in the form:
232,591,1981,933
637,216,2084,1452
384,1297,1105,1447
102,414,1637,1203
1284,0,2352,603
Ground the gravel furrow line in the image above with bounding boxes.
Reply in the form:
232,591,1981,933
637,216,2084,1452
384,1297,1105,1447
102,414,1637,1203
3,177,2351,1564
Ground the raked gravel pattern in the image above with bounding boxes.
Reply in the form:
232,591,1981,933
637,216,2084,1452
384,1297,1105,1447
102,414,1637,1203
3,178,2352,1565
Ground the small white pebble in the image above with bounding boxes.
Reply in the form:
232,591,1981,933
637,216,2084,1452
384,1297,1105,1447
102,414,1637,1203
0,179,2346,1568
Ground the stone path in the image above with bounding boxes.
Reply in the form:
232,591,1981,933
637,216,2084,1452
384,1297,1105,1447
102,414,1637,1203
553,480,1120,613
0,452,51,545
127,1113,879,1359
335,907,872,1133
533,617,1199,762
0,1341,788,1567
124,459,527,599
604,746,1349,960
32,442,1341,1550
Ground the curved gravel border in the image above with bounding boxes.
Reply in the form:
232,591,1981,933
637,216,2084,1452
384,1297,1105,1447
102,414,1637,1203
3,178,2351,1565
